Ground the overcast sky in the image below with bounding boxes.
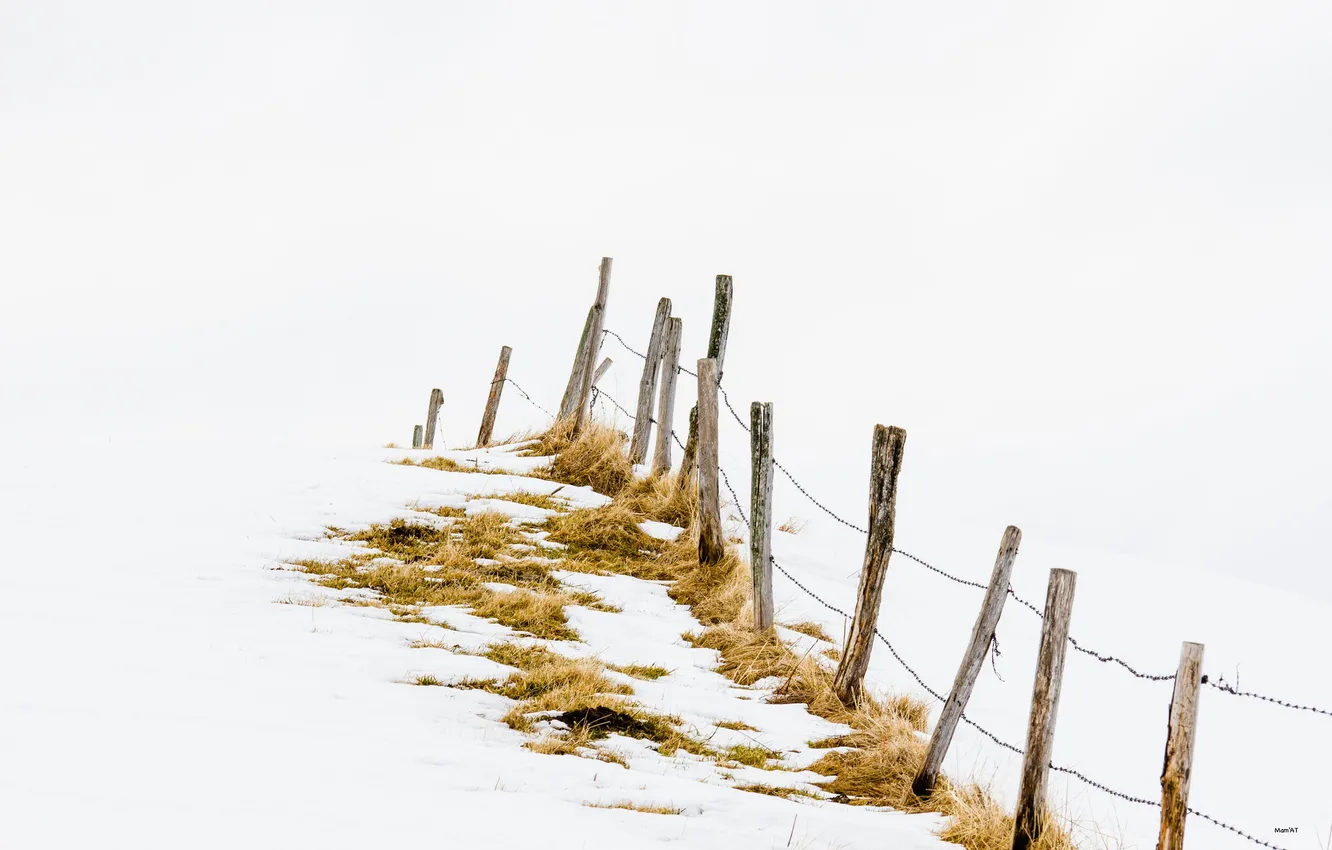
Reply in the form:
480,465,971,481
3,1,1330,599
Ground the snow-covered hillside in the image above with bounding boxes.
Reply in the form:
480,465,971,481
2,420,1327,850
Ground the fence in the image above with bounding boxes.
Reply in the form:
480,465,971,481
406,258,1329,850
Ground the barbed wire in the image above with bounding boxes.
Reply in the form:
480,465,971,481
599,325,1332,718
501,378,557,419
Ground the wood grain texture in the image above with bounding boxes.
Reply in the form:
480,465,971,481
573,257,613,434
629,298,672,465
683,275,735,466
651,318,683,473
592,357,612,386
476,345,512,448
423,388,444,450
412,425,423,449
832,424,906,706
696,358,724,566
749,401,775,631
1012,568,1077,850
913,525,1021,796
1156,642,1205,850
559,306,596,420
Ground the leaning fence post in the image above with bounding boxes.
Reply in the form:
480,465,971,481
696,358,724,565
913,526,1022,796
832,425,907,706
683,275,734,464
629,297,672,464
559,307,596,420
573,257,613,434
592,357,613,386
475,345,512,448
680,408,699,484
1156,641,1205,850
749,402,775,630
651,318,684,473
423,388,444,450
1011,568,1078,850
412,425,423,449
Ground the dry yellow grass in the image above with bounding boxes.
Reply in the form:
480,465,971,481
778,516,809,535
584,801,682,815
526,420,634,496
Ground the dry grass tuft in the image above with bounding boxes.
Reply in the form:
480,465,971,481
609,663,671,681
734,784,821,799
785,621,834,642
396,456,509,475
663,535,748,625
715,719,759,732
618,472,696,528
529,421,633,496
778,516,809,535
479,491,564,511
413,673,444,686
584,801,683,815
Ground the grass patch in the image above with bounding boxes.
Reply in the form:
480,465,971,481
396,456,509,475
724,744,777,768
734,784,821,800
778,516,808,535
609,663,671,681
413,673,444,686
785,621,834,642
479,491,565,511
528,420,633,496
716,719,759,732
584,801,682,815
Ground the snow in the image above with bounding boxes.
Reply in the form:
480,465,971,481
2,430,1327,850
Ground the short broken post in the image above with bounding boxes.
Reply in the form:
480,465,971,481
574,257,613,434
683,274,734,460
593,357,613,386
1011,568,1078,850
629,297,672,464
1156,641,1205,850
423,388,444,450
651,318,683,474
412,425,423,449
476,345,512,448
696,358,724,566
680,407,699,484
832,424,907,706
913,525,1022,797
749,402,775,631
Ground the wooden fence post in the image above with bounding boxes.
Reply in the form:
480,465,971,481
1156,641,1205,850
629,297,672,464
574,257,613,434
913,525,1022,796
412,425,423,449
475,345,512,448
683,275,734,467
749,402,775,631
832,425,907,706
593,357,613,386
680,408,699,484
423,389,444,450
1012,568,1078,850
651,318,684,473
559,307,596,420
696,358,724,565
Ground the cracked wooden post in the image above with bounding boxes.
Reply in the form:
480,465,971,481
832,425,906,706
476,345,512,448
1012,568,1078,850
1156,641,1205,850
559,307,596,420
629,297,672,465
913,525,1021,797
696,358,723,566
574,257,613,435
749,401,775,631
412,425,423,449
651,318,683,473
683,275,734,467
422,388,444,450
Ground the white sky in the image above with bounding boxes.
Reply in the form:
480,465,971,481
3,1,1331,599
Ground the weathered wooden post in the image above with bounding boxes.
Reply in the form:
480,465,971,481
476,345,512,448
682,275,734,472
913,525,1022,797
651,318,683,474
423,388,444,450
629,297,672,465
1156,641,1205,850
749,402,775,631
680,409,700,484
573,257,613,434
696,358,724,566
1011,568,1078,850
593,357,613,386
832,425,907,706
559,307,596,420
412,425,423,449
